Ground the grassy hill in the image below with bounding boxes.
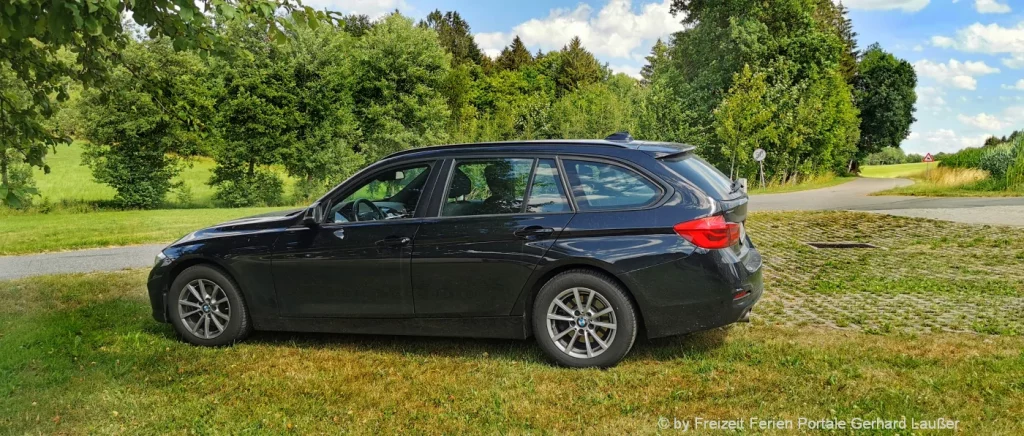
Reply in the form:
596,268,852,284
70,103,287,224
31,141,295,209
860,161,933,178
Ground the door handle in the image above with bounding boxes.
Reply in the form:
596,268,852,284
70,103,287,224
377,236,411,248
514,226,554,239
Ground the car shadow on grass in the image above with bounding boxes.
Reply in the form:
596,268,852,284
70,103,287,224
222,325,733,365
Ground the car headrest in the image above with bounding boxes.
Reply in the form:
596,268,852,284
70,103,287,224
448,169,472,198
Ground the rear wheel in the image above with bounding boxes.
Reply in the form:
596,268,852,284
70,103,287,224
167,265,251,346
532,270,637,368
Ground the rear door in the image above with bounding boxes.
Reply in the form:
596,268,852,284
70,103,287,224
411,157,575,317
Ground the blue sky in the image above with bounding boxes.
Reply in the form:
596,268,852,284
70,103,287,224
316,0,1024,154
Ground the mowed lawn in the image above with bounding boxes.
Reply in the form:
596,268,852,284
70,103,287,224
1,211,1023,433
860,162,932,179
0,207,294,255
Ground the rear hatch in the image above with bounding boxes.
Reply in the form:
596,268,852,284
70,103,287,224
658,153,752,253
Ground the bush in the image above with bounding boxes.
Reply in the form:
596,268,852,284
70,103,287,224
0,150,39,209
863,147,906,165
918,166,988,187
211,168,283,207
939,147,986,169
980,144,1015,180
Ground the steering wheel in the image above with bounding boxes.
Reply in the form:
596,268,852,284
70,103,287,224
351,199,384,222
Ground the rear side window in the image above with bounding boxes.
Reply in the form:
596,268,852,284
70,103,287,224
562,159,661,211
442,158,533,217
660,154,734,200
525,159,571,213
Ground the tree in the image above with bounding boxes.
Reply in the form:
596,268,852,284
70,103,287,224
352,14,451,162
0,0,330,207
714,65,777,178
853,44,917,160
79,39,213,208
419,10,483,66
496,36,534,71
640,39,670,86
555,37,604,95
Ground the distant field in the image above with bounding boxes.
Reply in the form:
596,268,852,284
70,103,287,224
860,162,932,178
0,207,294,255
32,141,296,208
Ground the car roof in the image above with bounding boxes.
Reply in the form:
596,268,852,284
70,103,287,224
385,138,697,160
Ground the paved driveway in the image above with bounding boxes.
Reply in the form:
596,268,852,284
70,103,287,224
750,177,1024,226
3,177,1023,280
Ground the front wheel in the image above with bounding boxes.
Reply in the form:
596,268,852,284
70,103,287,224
167,265,251,346
532,270,638,368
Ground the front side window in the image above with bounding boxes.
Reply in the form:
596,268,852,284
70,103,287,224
562,159,661,211
327,164,431,223
442,158,532,217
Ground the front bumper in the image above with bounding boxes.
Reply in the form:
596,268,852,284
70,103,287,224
147,264,171,323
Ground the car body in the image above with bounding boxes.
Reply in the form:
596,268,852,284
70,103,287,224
148,135,763,366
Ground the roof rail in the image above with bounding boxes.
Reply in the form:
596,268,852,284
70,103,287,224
605,132,633,142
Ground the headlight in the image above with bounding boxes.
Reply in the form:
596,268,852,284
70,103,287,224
154,251,168,267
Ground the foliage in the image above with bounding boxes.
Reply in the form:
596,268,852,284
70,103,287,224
864,147,908,166
662,0,862,181
547,77,641,139
496,36,534,71
351,14,451,163
714,65,777,178
555,37,605,96
980,144,1016,180
853,44,917,158
78,38,214,209
419,10,483,66
0,0,331,206
939,147,986,169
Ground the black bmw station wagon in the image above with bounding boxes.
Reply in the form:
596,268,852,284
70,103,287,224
148,134,763,367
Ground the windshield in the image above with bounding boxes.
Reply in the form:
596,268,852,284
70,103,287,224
660,154,736,200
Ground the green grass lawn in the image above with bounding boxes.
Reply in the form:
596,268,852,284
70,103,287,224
0,207,294,255
32,141,297,208
860,162,933,178
1,212,1023,433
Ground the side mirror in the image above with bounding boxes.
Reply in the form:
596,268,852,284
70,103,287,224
303,202,324,227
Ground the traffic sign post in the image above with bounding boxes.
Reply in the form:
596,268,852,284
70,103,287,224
923,153,934,178
753,148,767,188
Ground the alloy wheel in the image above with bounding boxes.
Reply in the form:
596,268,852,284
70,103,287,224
177,279,231,340
545,287,617,359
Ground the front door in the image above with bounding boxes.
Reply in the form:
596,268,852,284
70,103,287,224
412,157,575,317
273,162,436,317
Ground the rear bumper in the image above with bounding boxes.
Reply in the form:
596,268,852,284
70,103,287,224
619,246,764,339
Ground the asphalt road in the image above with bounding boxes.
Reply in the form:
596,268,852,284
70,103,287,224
3,177,1024,280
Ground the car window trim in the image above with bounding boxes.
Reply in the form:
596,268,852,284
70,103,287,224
557,155,669,213
522,157,574,214
321,158,440,226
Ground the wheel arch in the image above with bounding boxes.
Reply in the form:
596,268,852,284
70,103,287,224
516,263,649,340
164,258,247,319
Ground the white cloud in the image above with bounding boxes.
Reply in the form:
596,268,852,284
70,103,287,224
916,86,948,111
912,59,1000,90
931,21,1024,57
1004,54,1024,69
474,0,685,60
957,113,1012,130
610,64,643,79
913,44,924,52
974,0,1011,14
1002,79,1024,90
303,0,410,18
913,129,992,153
836,0,930,12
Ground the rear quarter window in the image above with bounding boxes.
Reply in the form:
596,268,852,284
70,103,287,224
562,159,661,211
659,154,735,200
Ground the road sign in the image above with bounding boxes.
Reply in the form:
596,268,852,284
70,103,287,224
923,153,934,163
753,148,766,162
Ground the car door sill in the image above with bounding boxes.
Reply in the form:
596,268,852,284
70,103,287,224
254,315,529,340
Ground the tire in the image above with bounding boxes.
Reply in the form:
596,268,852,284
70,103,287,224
167,264,252,346
532,269,638,368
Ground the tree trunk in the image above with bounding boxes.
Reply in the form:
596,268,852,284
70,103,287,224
1,152,8,188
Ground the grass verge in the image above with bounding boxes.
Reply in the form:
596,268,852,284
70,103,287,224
0,207,294,255
860,162,934,179
1,270,1023,433
747,174,855,194
873,166,1024,197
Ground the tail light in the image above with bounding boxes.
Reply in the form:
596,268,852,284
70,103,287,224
673,216,741,249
